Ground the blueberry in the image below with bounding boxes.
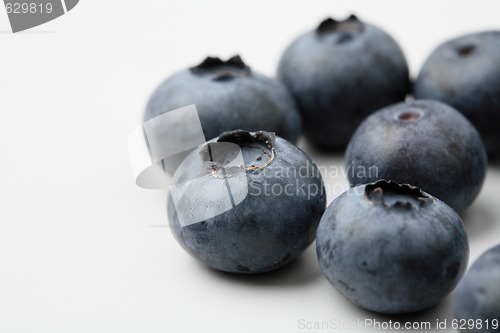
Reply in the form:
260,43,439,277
316,180,469,314
453,244,500,332
277,15,410,150
144,56,301,144
345,100,487,213
414,31,500,159
167,130,326,273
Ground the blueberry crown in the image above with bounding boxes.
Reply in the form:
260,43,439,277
217,130,276,172
316,14,364,35
190,55,251,81
365,180,431,209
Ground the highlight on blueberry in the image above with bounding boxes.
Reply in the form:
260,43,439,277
167,130,326,273
144,56,301,144
453,244,500,332
414,31,500,159
316,180,469,314
345,99,487,213
277,14,410,150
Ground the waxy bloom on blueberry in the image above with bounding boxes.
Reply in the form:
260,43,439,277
316,180,469,314
277,15,410,150
168,130,326,273
345,100,487,213
145,56,301,144
414,31,500,159
454,244,500,332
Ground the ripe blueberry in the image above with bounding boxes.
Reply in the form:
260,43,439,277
167,130,326,273
277,15,410,150
345,100,487,213
453,244,500,332
145,56,301,143
414,31,500,159
316,180,469,314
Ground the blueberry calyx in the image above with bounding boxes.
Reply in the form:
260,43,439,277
394,108,425,122
217,130,276,172
200,142,243,179
365,180,431,209
455,44,476,57
190,55,251,81
316,14,364,38
205,129,276,172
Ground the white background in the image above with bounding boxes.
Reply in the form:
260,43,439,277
1,1,500,332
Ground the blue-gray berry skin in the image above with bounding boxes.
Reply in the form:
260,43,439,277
316,180,469,314
167,130,326,273
345,100,487,214
144,56,301,143
454,245,500,332
277,15,410,150
414,31,500,159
